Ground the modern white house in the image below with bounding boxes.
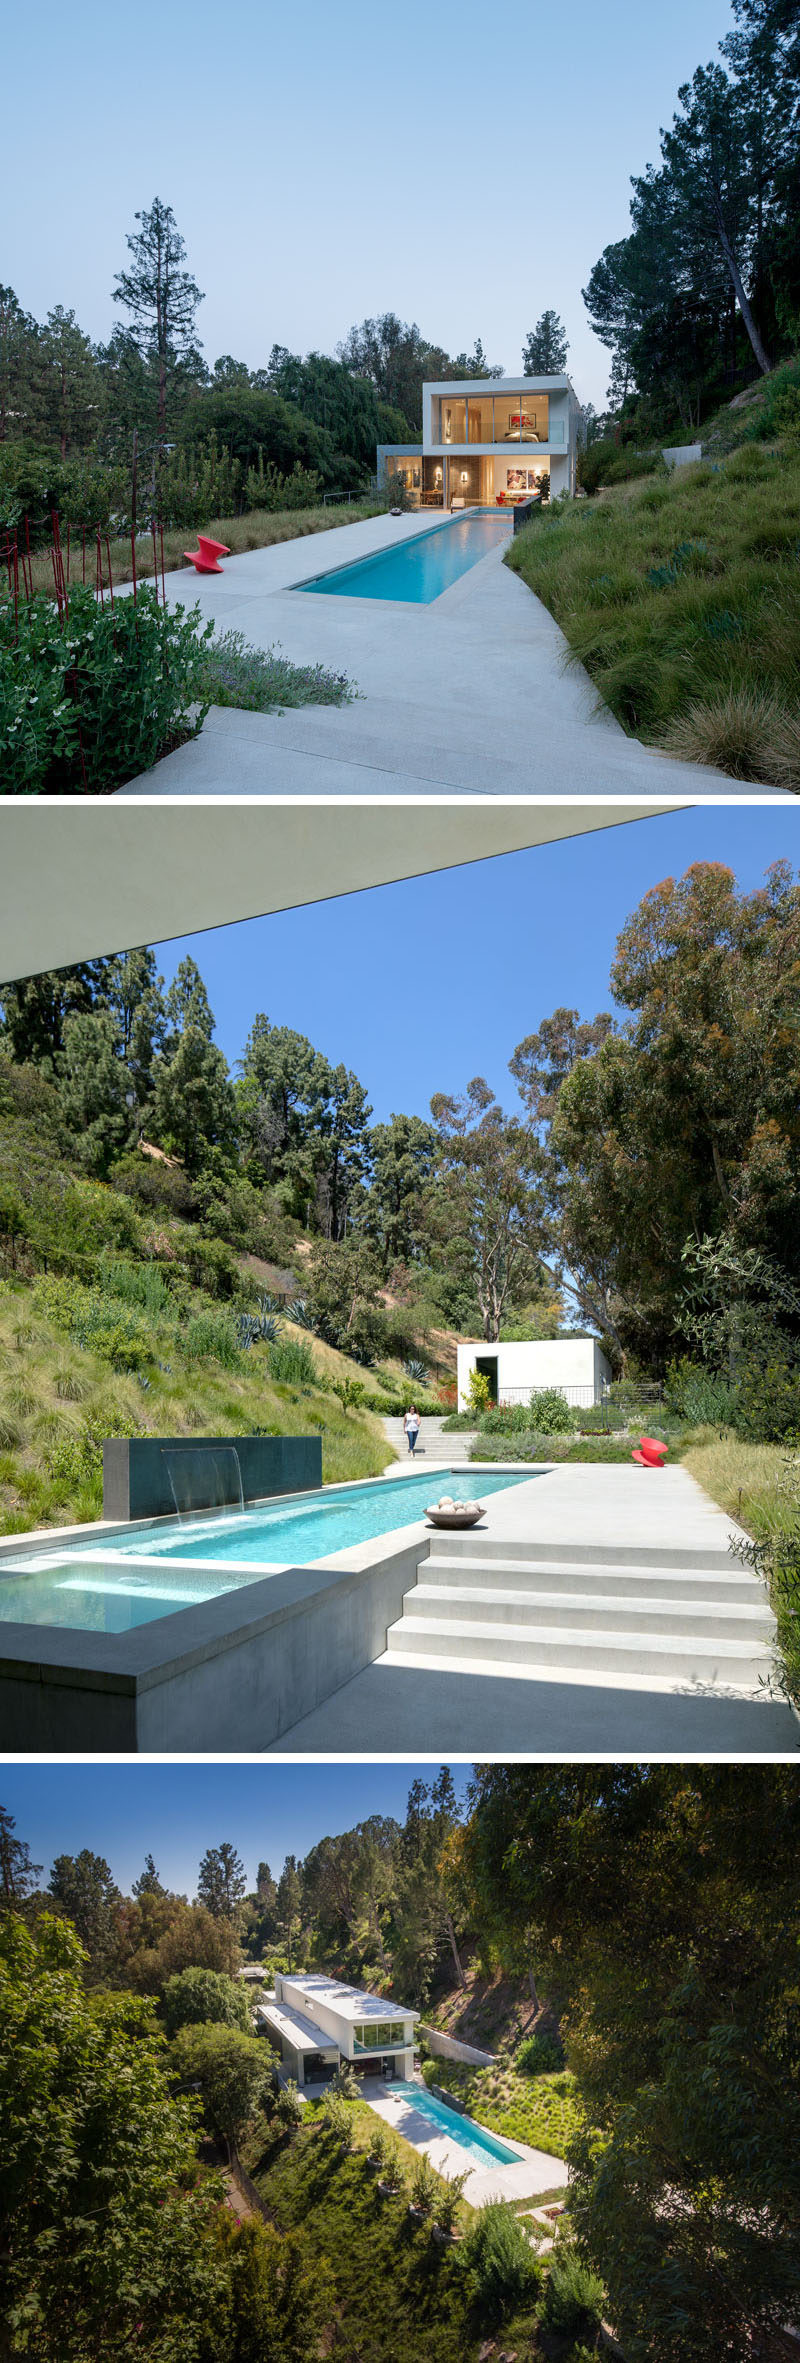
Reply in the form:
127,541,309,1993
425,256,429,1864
377,375,581,509
457,1335,611,1412
256,1971,418,2087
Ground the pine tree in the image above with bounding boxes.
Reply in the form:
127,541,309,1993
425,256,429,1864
112,198,205,438
522,311,569,373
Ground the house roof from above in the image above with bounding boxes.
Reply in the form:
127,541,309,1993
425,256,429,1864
282,1972,418,2025
256,1997,340,2053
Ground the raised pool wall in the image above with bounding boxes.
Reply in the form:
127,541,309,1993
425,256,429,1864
0,1521,429,1754
103,1435,322,1521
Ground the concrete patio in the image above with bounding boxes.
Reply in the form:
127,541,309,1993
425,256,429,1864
362,2077,568,2206
119,511,773,799
268,1462,800,1755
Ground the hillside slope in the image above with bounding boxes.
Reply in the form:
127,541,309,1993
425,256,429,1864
0,1092,400,1534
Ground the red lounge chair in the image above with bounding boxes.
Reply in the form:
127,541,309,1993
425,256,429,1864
632,1434,668,1468
183,534,231,575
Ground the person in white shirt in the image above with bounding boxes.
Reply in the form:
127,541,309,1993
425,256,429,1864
403,1405,421,1456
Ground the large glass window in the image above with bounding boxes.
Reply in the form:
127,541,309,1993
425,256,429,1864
430,391,553,447
354,2021,406,2051
495,394,549,444
467,395,494,442
438,397,466,444
387,456,421,492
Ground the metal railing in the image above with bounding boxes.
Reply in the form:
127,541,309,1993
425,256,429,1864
322,489,372,506
492,1385,606,1409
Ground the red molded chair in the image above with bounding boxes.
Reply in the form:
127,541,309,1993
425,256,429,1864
183,534,231,575
632,1434,668,1468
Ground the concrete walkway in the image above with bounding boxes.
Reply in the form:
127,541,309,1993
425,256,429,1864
362,2077,568,2206
119,511,772,799
268,1464,800,1754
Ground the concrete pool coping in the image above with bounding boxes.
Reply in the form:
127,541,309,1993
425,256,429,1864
288,510,513,607
0,1466,539,1752
361,2077,569,2206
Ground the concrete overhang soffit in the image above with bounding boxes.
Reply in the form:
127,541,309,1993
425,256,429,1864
0,797,688,982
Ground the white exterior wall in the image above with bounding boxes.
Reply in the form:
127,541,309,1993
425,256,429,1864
276,1973,415,2068
457,1337,611,1410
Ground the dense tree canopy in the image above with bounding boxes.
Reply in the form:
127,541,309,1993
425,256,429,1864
0,1913,228,2362
583,0,800,422
461,1765,800,2362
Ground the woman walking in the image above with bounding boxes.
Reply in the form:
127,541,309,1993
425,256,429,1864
403,1404,421,1457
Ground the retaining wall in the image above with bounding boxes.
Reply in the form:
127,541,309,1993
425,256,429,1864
419,2024,496,2068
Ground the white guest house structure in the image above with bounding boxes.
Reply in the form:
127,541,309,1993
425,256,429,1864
256,1972,418,2087
457,1335,611,1412
378,375,581,509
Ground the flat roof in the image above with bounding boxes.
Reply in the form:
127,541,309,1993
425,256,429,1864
257,1998,339,2053
283,1972,417,2025
424,375,573,396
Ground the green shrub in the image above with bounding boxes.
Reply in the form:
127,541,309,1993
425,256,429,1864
1,581,212,794
100,1259,173,1317
471,1431,633,1465
32,1275,155,1371
242,457,322,512
463,2202,541,2320
527,1387,576,1431
734,1358,800,1443
409,2154,438,2213
200,628,355,715
479,1401,536,1434
268,1335,318,1387
183,1310,242,1369
46,1411,145,1500
543,2248,605,2338
184,1236,239,1299
110,1155,199,1220
516,2032,563,2075
665,1356,736,1426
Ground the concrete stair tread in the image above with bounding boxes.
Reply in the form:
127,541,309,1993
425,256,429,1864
423,1554,764,1596
390,1613,771,1658
427,1540,748,1570
408,1582,773,1629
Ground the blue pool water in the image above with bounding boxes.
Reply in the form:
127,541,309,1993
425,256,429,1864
0,1468,531,1633
300,512,510,604
388,2081,521,2167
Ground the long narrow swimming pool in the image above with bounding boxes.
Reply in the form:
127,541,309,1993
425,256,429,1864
385,2081,522,2167
299,512,511,605
0,1467,534,1633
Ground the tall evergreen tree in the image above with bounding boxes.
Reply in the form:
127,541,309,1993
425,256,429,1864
522,311,569,373
112,198,205,438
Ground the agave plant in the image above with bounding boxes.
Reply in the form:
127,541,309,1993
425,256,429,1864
236,1303,282,1351
405,1358,429,1385
287,1297,315,1331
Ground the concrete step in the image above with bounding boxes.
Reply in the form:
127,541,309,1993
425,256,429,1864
423,1553,766,1605
428,1533,749,1572
408,1581,774,1642
385,1613,774,1689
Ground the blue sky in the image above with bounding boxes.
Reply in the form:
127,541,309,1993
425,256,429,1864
0,1762,469,1896
6,0,736,409
156,806,799,1124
